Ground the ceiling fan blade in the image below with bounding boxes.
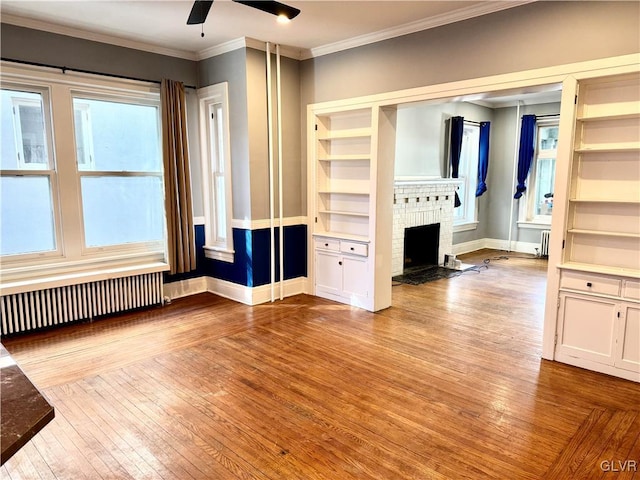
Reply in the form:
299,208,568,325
233,0,300,20
187,0,214,25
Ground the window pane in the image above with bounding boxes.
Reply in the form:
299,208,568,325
1,89,50,170
81,176,165,247
73,98,160,172
534,158,555,216
0,176,56,255
215,175,226,241
539,126,559,151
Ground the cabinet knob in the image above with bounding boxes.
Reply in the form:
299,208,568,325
338,261,342,266
586,282,593,287
325,243,329,247
350,247,354,251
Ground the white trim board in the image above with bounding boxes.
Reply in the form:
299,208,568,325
164,276,308,306
451,238,540,256
231,216,308,230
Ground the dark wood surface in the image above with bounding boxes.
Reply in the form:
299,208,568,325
1,250,639,479
0,345,55,466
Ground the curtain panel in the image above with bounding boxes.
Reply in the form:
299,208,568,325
161,79,196,275
476,122,491,197
450,116,464,208
514,115,537,199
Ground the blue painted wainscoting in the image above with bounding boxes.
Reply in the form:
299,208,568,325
164,224,307,288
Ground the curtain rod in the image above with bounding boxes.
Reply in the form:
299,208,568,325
464,120,489,126
1,57,197,90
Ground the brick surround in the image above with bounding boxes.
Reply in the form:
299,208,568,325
392,180,459,276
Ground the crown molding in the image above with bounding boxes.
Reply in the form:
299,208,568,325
196,37,248,61
1,13,198,61
304,0,536,60
3,1,535,63
197,37,303,61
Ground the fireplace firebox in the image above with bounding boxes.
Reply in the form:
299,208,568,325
403,223,440,272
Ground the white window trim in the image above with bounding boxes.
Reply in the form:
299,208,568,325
2,84,63,262
518,116,559,226
1,65,169,288
453,121,480,228
198,82,234,263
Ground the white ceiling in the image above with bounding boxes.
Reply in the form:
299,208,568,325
1,0,533,60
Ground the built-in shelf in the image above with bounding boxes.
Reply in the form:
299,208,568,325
553,72,640,382
318,155,371,162
318,190,370,196
569,198,640,204
567,229,640,239
574,144,640,153
317,128,372,140
319,210,369,217
577,112,640,122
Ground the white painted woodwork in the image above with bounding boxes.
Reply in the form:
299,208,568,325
554,72,640,382
309,105,396,312
617,303,640,373
557,292,617,366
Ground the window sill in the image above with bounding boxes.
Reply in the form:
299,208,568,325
517,221,552,230
203,246,235,263
453,221,479,233
0,260,169,296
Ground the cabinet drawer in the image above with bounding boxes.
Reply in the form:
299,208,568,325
340,241,368,257
560,271,621,296
315,238,340,252
623,280,640,301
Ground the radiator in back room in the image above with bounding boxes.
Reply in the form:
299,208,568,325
540,230,551,257
0,272,163,336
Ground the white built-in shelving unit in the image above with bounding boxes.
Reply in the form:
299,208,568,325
309,105,396,311
554,72,640,382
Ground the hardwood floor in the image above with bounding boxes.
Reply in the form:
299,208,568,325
1,249,639,479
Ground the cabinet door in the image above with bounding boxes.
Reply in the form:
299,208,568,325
315,250,342,296
342,255,369,299
615,303,640,374
557,293,617,365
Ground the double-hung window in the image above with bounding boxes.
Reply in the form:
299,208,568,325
1,87,59,258
1,65,167,287
71,95,165,251
198,82,233,262
453,122,480,228
519,117,559,225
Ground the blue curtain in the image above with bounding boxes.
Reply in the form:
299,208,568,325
514,115,537,199
476,121,491,197
450,116,464,208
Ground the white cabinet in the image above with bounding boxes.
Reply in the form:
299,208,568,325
557,292,617,366
308,104,396,312
617,303,640,373
314,237,369,307
556,270,640,381
553,72,640,382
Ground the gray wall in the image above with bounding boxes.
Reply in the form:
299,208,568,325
1,24,197,86
300,0,639,242
395,101,493,178
198,48,252,220
300,1,640,105
245,47,302,220
487,102,562,245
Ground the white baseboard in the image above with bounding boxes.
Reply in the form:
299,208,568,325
452,238,540,256
163,276,207,300
165,275,308,306
250,277,309,305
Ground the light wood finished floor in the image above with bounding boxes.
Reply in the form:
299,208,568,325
1,250,639,479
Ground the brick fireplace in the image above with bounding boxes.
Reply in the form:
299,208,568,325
392,180,459,276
